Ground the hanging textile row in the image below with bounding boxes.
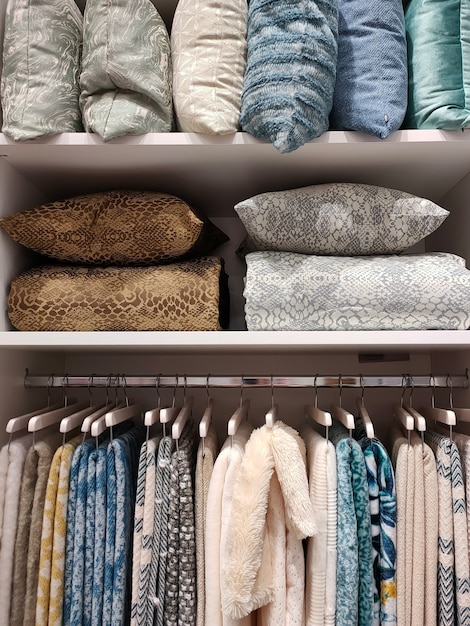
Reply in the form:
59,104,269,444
1,368,470,626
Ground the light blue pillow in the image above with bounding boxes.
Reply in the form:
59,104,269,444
329,0,408,138
404,0,470,129
80,0,173,141
240,0,338,154
1,0,83,141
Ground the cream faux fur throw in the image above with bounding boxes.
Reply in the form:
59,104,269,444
222,421,317,620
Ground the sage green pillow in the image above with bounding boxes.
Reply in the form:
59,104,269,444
405,0,470,128
1,0,83,141
80,0,173,141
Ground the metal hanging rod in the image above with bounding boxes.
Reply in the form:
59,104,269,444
24,371,469,390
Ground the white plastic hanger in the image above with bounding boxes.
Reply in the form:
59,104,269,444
356,377,375,438
265,375,278,428
144,375,162,428
28,399,85,432
331,375,355,432
402,377,427,433
80,402,124,434
172,396,193,440
394,403,414,432
419,376,456,429
199,398,214,438
228,399,250,436
159,376,183,426
199,375,214,438
6,402,63,434
105,401,142,429
304,376,332,429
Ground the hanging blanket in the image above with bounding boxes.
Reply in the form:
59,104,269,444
222,421,316,623
92,442,108,622
330,423,374,626
426,430,470,625
11,439,56,626
0,434,31,626
205,420,254,626
164,421,197,626
356,427,397,626
132,435,160,626
36,435,81,626
301,424,337,626
449,430,470,566
195,425,219,626
146,435,173,626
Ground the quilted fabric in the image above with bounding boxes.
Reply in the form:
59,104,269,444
8,258,228,331
171,0,247,133
329,0,407,138
244,251,470,330
405,0,470,129
0,190,228,265
80,0,173,141
240,0,338,153
235,183,448,255
1,0,82,141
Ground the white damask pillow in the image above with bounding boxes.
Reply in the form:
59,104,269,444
80,0,172,141
244,251,470,331
170,0,247,134
235,183,449,255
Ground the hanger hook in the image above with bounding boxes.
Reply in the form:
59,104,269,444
206,373,211,400
171,374,178,408
447,374,454,410
400,374,408,407
183,374,187,403
360,374,365,406
155,373,161,409
62,374,69,407
240,374,244,407
47,373,54,407
408,374,415,407
271,374,275,408
430,374,436,408
339,374,343,408
313,374,319,408
88,374,95,406
121,374,129,407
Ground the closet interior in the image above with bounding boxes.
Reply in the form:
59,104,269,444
2,0,470,622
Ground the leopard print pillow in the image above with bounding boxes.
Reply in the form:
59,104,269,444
0,190,228,265
8,257,228,331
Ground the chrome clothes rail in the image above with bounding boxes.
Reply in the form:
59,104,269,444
24,372,469,390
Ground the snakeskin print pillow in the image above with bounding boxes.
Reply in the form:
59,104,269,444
1,0,82,141
80,0,172,141
0,190,228,265
171,0,247,133
8,257,228,331
235,183,449,255
244,251,470,330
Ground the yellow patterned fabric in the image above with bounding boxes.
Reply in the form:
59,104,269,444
36,436,81,626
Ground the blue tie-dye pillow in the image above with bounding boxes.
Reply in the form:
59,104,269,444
240,0,338,154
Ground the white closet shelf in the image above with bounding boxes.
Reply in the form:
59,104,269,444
1,130,470,208
1,330,470,353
